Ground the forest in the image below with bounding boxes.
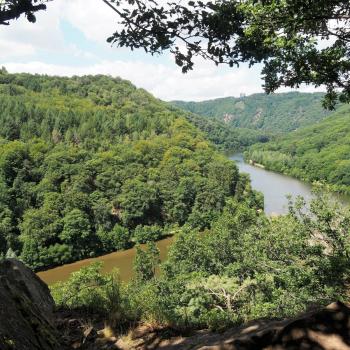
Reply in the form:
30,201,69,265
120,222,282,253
176,108,272,151
173,92,332,132
2,1,350,347
1,69,350,334
246,104,350,194
0,70,262,270
52,188,350,330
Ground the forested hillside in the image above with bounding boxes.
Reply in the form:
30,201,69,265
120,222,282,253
0,71,261,269
172,92,331,132
246,105,350,193
170,106,271,150
1,71,349,335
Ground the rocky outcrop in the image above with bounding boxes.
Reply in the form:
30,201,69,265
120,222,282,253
0,259,62,350
0,258,349,350
120,302,350,349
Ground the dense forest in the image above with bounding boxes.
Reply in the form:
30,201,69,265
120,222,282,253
246,104,350,194
0,70,263,270
2,0,350,343
0,70,349,334
174,108,272,151
172,92,332,132
52,189,350,330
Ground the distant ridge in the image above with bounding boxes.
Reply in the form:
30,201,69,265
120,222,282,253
172,92,331,133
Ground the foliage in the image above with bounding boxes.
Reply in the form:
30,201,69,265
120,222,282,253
97,224,131,253
173,92,331,133
246,104,350,193
132,225,163,244
0,1,50,25
133,242,160,283
144,192,350,329
178,106,271,151
0,71,255,269
105,0,350,108
59,191,350,330
50,262,126,325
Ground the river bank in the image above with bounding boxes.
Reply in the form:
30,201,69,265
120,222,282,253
38,153,350,286
38,236,173,285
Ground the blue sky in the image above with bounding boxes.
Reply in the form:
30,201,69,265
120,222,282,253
0,0,323,101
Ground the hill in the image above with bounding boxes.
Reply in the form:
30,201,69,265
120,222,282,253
172,92,332,133
0,71,260,270
246,104,350,193
168,104,272,151
1,72,350,344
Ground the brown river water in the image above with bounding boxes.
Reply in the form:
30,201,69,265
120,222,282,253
38,154,350,286
37,237,173,285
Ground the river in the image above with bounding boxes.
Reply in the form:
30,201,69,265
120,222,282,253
230,153,313,215
38,153,349,285
37,237,173,285
230,153,349,215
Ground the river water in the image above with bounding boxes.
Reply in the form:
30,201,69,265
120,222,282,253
230,154,349,215
38,154,349,285
37,237,173,285
230,154,313,215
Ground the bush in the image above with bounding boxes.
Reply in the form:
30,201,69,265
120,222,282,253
97,224,131,252
50,262,125,323
132,225,163,243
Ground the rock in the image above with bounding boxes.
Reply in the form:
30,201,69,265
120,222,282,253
127,302,350,349
198,301,350,350
269,301,350,350
0,258,62,350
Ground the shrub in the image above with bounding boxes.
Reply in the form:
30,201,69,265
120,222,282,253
132,225,163,243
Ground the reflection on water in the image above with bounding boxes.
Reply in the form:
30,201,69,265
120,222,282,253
230,154,350,215
230,154,313,215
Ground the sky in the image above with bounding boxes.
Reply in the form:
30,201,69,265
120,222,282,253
0,0,324,101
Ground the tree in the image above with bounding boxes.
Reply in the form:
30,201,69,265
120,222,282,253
133,242,160,282
117,178,159,227
2,1,349,107
60,209,93,258
97,224,130,252
50,262,124,317
133,224,163,244
0,0,50,25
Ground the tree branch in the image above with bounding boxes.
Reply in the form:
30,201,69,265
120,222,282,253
0,1,48,25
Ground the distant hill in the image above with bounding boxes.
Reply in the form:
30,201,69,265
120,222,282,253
172,92,332,133
246,104,350,193
167,104,272,151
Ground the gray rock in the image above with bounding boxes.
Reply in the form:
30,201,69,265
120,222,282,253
0,259,63,350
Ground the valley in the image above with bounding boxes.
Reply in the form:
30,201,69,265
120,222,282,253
1,71,350,347
2,2,350,349
172,92,332,132
39,152,350,286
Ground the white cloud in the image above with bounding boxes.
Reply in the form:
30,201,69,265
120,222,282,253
61,0,194,44
3,57,266,101
0,0,326,101
0,0,64,59
61,0,118,44
0,39,35,59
